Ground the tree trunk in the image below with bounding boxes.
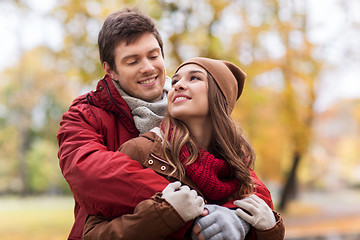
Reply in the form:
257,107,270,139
18,128,31,196
279,151,300,211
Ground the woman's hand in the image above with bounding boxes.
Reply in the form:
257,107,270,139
234,194,276,230
162,181,204,222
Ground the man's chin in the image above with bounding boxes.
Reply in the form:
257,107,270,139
142,92,163,103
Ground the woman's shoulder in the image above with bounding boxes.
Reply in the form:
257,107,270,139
119,131,162,163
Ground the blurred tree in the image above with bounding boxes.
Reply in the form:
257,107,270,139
152,0,321,210
274,1,320,210
0,0,326,206
0,46,77,195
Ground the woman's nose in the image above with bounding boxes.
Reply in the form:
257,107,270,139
174,79,187,91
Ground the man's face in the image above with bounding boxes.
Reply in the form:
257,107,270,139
107,32,166,102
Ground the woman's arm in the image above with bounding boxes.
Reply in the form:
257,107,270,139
83,194,184,240
83,182,204,240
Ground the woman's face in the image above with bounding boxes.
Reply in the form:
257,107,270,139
168,64,209,123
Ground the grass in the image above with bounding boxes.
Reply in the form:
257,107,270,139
0,196,74,240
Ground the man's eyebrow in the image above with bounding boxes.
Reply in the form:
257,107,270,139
148,47,161,53
122,47,161,61
122,54,137,61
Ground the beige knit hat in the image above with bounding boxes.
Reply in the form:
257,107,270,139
175,57,246,112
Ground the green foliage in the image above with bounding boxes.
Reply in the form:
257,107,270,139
0,46,77,195
26,139,70,194
0,126,19,193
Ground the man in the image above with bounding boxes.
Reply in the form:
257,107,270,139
57,8,273,240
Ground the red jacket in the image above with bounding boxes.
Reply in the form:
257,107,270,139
57,75,274,239
58,75,171,239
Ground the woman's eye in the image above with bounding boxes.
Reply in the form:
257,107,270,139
190,76,200,81
149,55,158,60
171,79,178,85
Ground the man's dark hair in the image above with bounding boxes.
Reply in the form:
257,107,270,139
98,8,164,73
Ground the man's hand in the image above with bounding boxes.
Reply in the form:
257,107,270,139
191,209,208,240
234,194,276,230
162,182,204,222
192,204,250,240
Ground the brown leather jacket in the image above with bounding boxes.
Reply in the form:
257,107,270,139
83,130,285,240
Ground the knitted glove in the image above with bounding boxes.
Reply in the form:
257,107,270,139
234,194,276,230
162,181,205,222
192,204,250,240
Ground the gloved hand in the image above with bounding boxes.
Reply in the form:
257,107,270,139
234,194,276,230
162,181,204,222
192,204,250,240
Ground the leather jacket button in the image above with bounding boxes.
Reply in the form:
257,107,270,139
148,160,154,165
160,166,166,171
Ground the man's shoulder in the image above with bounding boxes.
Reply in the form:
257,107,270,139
64,90,110,122
70,93,88,107
67,77,107,109
65,93,96,116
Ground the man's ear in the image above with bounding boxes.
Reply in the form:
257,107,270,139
103,62,117,80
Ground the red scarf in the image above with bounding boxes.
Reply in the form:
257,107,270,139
179,144,239,201
164,122,239,200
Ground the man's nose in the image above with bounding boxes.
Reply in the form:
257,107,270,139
140,59,155,73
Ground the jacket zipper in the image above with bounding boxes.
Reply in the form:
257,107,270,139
102,78,133,122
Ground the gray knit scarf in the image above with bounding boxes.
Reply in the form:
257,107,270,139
113,77,171,135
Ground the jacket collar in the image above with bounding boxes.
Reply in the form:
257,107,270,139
88,74,137,132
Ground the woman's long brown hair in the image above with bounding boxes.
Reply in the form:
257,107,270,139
161,73,255,198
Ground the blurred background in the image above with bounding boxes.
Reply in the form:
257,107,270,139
0,0,359,239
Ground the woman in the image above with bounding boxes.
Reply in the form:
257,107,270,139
83,57,285,240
